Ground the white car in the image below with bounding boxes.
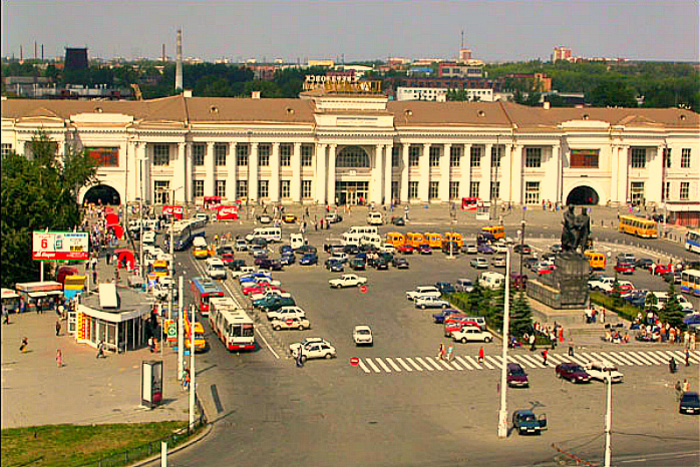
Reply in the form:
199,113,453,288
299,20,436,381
492,243,508,254
254,276,281,287
588,276,614,292
142,231,156,245
463,244,478,254
584,361,624,383
329,274,367,288
289,337,331,356
296,341,337,362
353,326,373,346
250,290,291,302
470,257,489,269
367,212,384,225
152,284,178,301
234,239,248,252
406,286,441,301
330,252,349,263
267,305,306,321
205,258,227,280
451,326,493,343
415,296,450,310
271,316,311,331
381,244,395,254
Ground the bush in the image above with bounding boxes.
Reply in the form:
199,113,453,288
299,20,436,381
589,292,639,322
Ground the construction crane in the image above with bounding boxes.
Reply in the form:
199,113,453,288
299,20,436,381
130,84,142,100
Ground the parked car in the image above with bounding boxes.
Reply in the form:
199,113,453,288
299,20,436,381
325,258,345,272
325,212,343,224
514,244,532,255
455,278,475,293
432,309,463,324
512,410,547,435
258,258,283,271
353,326,373,346
463,244,478,254
390,216,405,226
415,296,450,310
350,257,366,270
329,274,367,288
216,246,235,265
373,257,389,270
451,326,493,343
289,337,331,356
257,214,272,224
470,257,489,269
267,305,306,321
226,259,247,271
435,281,455,294
271,316,310,331
260,296,297,313
418,244,433,255
523,257,538,270
406,286,441,301
555,363,591,383
297,245,318,255
282,214,298,224
442,241,460,255
331,252,350,264
391,257,409,269
507,363,529,388
679,392,700,415
651,263,673,276
280,253,296,266
492,256,507,268
295,341,337,362
299,253,318,265
614,261,635,275
584,361,624,383
492,243,508,254
397,244,414,255
477,244,495,255
617,253,636,264
635,258,654,269
344,244,360,255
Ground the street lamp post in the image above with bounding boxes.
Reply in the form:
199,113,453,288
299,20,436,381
189,304,196,428
497,247,512,438
604,371,613,467
519,210,526,278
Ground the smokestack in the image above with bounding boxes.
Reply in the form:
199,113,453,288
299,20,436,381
35,41,37,60
20,45,23,62
162,44,166,62
175,29,183,91
41,44,44,62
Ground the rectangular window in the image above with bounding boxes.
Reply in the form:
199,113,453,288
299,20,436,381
524,181,540,205
450,146,461,167
470,146,482,167
153,144,170,166
85,147,119,167
570,149,599,168
470,181,480,198
237,180,248,200
214,144,227,166
193,144,205,166
429,181,439,199
194,180,204,198
630,148,646,168
525,147,542,168
302,180,312,198
409,146,420,167
154,180,170,204
630,181,645,204
280,144,291,167
490,181,500,199
215,180,226,198
408,181,419,199
491,145,503,168
391,181,399,200
392,146,400,167
663,148,671,169
429,147,440,167
664,181,670,201
681,148,691,168
258,144,270,166
680,182,690,200
259,180,269,198
1,143,12,157
280,180,290,199
301,145,313,167
237,145,249,166
449,182,459,200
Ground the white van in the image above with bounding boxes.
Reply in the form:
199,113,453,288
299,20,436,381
360,234,382,248
205,257,227,280
367,212,384,226
142,231,156,245
341,232,364,246
478,272,505,290
245,227,282,243
290,233,305,250
347,226,378,236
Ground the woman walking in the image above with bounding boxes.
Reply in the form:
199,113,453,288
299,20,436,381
56,349,63,368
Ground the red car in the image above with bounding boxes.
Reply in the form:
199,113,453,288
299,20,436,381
444,319,480,337
242,283,282,296
397,244,414,255
651,263,673,275
614,262,635,275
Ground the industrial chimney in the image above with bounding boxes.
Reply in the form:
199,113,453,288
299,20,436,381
175,29,183,91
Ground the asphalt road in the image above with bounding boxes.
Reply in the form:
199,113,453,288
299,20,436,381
155,218,699,467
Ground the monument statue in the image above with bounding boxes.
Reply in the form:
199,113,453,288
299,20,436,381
560,205,578,253
574,207,591,254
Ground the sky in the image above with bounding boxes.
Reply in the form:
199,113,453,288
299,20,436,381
2,0,699,62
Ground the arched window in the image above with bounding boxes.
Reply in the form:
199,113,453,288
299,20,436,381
336,146,370,168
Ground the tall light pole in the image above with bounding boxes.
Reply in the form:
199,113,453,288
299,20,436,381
519,209,526,278
166,186,184,322
497,247,512,438
189,304,196,428
177,277,184,381
139,156,145,283
604,371,613,467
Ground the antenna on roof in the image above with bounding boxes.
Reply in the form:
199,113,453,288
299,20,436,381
461,30,464,49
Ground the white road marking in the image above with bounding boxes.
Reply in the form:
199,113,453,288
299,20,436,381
406,357,423,371
375,357,392,373
480,357,495,370
614,351,645,365
544,353,566,365
415,357,434,371
358,360,370,374
520,354,547,369
513,354,538,369
599,351,628,366
650,350,673,364
464,355,482,369
365,358,381,373
456,356,474,370
671,350,700,364
450,360,463,370
438,359,454,371
485,355,502,369
385,358,402,372
634,351,665,365
627,351,653,365
426,358,444,371
396,357,413,372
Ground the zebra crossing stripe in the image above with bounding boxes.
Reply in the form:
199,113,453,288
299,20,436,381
396,357,413,372
512,354,537,369
464,355,482,369
450,360,463,370
456,356,474,370
657,350,677,363
520,354,546,369
386,358,402,372
426,358,445,371
480,357,495,370
650,350,673,364
685,352,700,364
609,352,638,366
375,358,392,373
366,358,381,373
598,351,627,366
415,357,434,371
588,352,612,364
406,357,423,371
545,353,566,365
633,351,665,365
618,351,647,365
439,359,455,371
569,355,591,367
485,355,502,369
627,351,654,365
671,350,700,364
358,359,370,373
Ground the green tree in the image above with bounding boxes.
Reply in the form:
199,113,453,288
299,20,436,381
1,131,98,288
587,78,638,107
463,284,488,315
488,282,509,332
660,282,685,328
510,291,533,338
610,273,623,307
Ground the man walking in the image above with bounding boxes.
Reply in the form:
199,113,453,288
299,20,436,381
529,333,536,351
478,346,485,364
542,348,548,365
685,348,691,367
55,319,62,337
568,338,574,357
96,340,105,358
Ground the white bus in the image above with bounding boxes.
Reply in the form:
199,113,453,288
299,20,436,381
209,297,255,351
685,230,700,255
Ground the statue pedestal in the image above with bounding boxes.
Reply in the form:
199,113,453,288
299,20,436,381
527,253,589,310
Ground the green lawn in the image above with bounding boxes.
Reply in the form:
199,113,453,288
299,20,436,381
2,421,189,467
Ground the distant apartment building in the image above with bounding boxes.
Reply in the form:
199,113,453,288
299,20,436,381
503,73,553,92
397,87,493,102
552,46,572,62
247,64,278,81
308,59,335,68
438,62,484,79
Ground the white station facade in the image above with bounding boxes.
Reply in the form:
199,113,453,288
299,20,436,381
2,92,699,219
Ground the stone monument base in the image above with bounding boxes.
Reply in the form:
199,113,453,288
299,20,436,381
526,253,589,309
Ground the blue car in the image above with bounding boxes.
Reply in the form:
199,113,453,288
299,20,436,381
683,313,700,326
325,258,344,272
300,253,318,265
477,244,495,255
239,272,271,284
435,281,455,294
279,245,293,255
432,308,462,324
280,253,296,265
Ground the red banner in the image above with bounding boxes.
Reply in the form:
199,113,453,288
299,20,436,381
162,205,184,220
216,205,239,220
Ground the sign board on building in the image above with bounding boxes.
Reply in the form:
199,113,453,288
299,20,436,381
32,231,89,261
303,75,382,93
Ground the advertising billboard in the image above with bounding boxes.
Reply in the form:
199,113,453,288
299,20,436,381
32,231,89,261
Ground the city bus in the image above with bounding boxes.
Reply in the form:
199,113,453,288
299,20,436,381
190,276,224,316
618,215,658,239
481,225,505,240
172,218,206,251
209,296,256,351
680,269,700,297
685,230,700,255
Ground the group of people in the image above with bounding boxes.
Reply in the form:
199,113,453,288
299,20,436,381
604,329,631,344
436,343,455,362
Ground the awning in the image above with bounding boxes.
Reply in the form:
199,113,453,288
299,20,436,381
28,291,63,298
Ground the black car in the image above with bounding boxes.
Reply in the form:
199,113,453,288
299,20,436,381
343,244,360,255
679,392,700,415
514,244,532,255
523,257,538,270
373,258,389,270
257,258,282,271
390,216,405,226
391,257,409,269
280,253,295,265
349,258,366,270
435,281,455,294
297,244,317,255
250,237,268,247
323,243,344,253
227,259,247,271
635,258,654,269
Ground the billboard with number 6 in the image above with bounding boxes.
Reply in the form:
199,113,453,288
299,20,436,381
32,231,89,261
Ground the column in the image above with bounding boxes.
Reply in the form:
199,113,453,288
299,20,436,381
142,143,151,204
609,145,619,203
204,142,215,197
618,146,629,203
315,143,327,204
372,144,384,204
551,145,561,203
459,143,471,198
501,143,514,202
440,143,451,202
228,142,238,202
384,143,393,204
648,146,663,204
175,142,187,203
511,145,524,205
400,144,409,202
249,142,259,202
270,142,280,202
327,144,337,205
480,144,492,201
419,143,430,202
185,142,193,203
291,142,302,202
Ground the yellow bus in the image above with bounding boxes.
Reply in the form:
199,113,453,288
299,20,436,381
385,232,406,248
406,232,426,248
152,260,169,277
618,215,658,239
185,321,208,352
443,232,464,248
584,252,606,270
481,225,505,240
424,232,443,248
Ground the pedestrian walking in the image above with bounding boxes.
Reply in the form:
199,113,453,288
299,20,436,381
92,269,98,285
96,340,105,358
682,378,690,393
685,348,691,367
437,343,446,360
529,333,536,351
56,349,63,368
446,344,454,362
542,348,548,365
691,333,697,351
55,319,62,336
478,346,485,363
2,304,9,325
296,348,304,367
568,338,574,356
19,337,28,353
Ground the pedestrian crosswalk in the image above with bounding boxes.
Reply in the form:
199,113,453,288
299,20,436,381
352,349,700,375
